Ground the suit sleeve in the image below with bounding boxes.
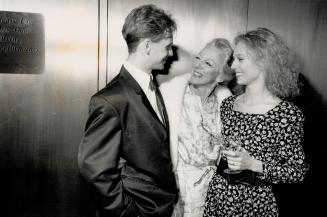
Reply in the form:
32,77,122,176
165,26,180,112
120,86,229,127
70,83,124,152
78,95,125,216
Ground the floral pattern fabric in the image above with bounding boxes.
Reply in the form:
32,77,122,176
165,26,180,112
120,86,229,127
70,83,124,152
175,85,226,217
204,95,309,217
177,85,223,167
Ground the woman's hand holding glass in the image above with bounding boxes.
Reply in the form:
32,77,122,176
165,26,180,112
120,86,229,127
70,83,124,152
222,136,254,174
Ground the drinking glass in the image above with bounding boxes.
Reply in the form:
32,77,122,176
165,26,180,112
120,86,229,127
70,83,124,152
223,135,242,174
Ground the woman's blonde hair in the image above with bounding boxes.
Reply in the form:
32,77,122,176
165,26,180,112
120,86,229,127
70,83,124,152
208,38,234,83
234,27,300,99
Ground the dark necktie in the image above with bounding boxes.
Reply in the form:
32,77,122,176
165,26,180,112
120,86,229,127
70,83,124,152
149,75,169,129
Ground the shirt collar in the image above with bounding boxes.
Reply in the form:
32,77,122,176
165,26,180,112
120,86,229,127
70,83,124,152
123,61,151,93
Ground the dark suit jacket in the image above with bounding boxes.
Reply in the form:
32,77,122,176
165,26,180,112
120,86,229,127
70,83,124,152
78,66,178,217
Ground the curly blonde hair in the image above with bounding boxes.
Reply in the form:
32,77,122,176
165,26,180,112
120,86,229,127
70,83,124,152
234,28,300,99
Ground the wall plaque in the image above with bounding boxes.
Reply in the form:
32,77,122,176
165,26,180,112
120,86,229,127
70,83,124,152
0,11,44,74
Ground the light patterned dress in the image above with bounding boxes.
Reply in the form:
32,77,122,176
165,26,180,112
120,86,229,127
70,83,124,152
174,84,228,217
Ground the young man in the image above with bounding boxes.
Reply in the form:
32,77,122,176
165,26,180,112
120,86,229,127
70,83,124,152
78,4,178,217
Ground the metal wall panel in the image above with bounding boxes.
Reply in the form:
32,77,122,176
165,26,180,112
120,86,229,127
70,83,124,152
248,0,327,216
0,0,99,216
248,0,327,99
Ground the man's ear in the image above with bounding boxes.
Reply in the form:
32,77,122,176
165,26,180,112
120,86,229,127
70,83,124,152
143,39,151,55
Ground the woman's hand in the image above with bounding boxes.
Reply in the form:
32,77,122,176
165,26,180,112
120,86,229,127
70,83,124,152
222,143,263,173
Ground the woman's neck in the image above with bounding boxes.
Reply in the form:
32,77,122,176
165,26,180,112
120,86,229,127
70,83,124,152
242,84,279,105
190,82,218,102
235,85,282,114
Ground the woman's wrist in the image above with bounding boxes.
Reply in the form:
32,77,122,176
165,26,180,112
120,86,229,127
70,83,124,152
250,158,263,173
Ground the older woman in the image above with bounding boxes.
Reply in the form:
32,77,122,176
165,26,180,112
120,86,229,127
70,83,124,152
204,28,309,217
160,38,233,217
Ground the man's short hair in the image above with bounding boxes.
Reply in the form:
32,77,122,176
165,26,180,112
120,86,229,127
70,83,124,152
122,4,177,54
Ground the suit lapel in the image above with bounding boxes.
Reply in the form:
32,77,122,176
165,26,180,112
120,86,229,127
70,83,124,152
119,67,168,129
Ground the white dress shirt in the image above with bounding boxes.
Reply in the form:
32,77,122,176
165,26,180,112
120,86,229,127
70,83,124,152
123,61,164,123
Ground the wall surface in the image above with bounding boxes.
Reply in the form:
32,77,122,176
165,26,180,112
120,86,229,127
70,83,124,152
0,0,98,217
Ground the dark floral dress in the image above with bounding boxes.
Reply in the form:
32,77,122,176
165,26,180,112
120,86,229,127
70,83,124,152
203,95,309,217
